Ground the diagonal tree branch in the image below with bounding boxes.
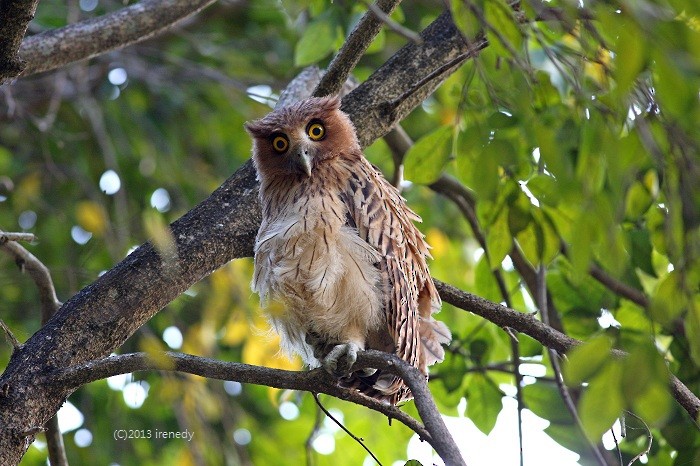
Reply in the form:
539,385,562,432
2,0,219,84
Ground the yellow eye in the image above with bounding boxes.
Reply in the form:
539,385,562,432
271,135,289,153
306,121,325,141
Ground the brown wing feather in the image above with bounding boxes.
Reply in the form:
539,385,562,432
341,156,448,403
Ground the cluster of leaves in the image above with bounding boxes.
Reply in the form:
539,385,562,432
0,0,698,465
401,0,700,464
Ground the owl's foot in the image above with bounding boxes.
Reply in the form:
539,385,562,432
323,342,360,377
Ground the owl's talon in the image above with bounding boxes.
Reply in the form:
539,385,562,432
323,343,360,377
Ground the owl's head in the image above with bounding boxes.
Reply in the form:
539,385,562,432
245,96,360,180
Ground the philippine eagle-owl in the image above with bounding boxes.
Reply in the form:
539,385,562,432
245,96,450,404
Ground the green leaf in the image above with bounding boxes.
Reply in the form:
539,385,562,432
441,352,468,393
294,17,337,66
625,181,653,220
403,126,453,185
474,255,502,302
684,296,700,367
486,206,512,269
613,17,646,96
563,335,613,386
578,361,624,441
526,175,559,207
450,0,483,39
404,461,424,466
466,374,503,434
484,0,523,57
523,384,573,424
650,271,687,324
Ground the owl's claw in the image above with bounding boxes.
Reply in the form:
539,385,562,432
323,342,360,377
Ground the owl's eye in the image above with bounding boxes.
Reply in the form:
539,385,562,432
306,120,325,141
271,134,289,153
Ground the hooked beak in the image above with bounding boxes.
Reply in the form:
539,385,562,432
294,150,313,177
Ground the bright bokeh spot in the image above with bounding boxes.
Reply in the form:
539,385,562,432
279,401,300,420
57,401,84,433
108,68,128,86
162,326,183,349
233,428,251,445
99,170,121,195
122,382,149,409
311,432,335,455
150,188,171,212
74,428,93,448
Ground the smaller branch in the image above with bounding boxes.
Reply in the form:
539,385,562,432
359,0,422,44
0,319,21,349
312,394,382,466
589,263,649,308
0,231,62,323
50,351,433,450
0,232,36,244
624,412,652,466
314,0,403,97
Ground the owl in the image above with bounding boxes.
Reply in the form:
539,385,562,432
245,96,450,404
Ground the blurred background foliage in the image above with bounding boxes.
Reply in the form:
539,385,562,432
0,0,698,465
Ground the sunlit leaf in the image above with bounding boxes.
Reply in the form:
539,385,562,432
563,335,613,386
486,206,512,269
294,16,338,66
403,126,453,185
578,360,624,441
523,384,573,425
466,374,503,434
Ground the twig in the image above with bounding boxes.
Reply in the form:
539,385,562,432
0,232,36,244
588,263,649,308
305,396,324,466
0,231,62,323
535,267,609,466
314,0,403,97
624,412,652,466
0,319,21,349
359,0,422,44
312,393,383,466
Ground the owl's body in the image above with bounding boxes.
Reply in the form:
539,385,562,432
246,96,450,404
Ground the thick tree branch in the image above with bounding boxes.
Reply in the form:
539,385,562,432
3,0,218,83
0,0,40,80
